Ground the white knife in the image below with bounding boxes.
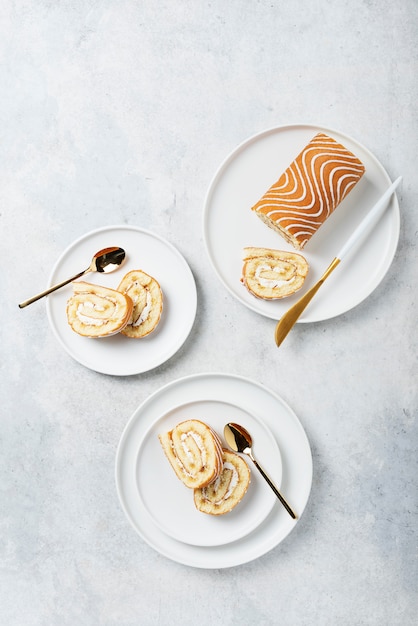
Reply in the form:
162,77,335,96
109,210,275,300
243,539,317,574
274,176,402,347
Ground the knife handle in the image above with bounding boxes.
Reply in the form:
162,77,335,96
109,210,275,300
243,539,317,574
337,176,402,262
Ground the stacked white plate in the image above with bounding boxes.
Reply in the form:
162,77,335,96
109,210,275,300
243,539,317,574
115,373,313,569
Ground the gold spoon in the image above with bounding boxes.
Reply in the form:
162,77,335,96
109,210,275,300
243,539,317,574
224,422,297,519
274,176,402,347
18,247,126,308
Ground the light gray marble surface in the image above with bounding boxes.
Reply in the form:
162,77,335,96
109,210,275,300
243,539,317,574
1,1,417,624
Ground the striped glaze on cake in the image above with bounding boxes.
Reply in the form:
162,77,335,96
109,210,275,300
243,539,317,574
251,132,365,249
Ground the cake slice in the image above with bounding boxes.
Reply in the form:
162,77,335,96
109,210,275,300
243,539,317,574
194,449,251,515
117,269,163,338
251,132,365,249
241,247,309,299
66,281,133,338
159,420,224,489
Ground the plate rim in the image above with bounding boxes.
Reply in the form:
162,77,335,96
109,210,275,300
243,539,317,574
115,371,313,568
203,122,400,322
45,224,197,376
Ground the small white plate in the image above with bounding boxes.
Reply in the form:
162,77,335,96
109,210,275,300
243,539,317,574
135,400,282,546
115,373,312,568
46,225,197,375
203,124,400,322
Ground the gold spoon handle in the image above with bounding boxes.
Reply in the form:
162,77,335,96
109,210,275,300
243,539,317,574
18,268,89,308
250,454,297,519
274,256,341,347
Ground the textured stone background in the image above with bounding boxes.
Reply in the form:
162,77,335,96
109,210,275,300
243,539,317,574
1,1,417,624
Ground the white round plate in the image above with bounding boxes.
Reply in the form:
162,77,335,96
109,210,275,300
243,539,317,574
203,124,400,322
46,225,197,375
135,400,282,547
115,373,312,568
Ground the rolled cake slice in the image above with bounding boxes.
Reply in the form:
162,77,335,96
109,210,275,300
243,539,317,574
66,281,133,338
194,449,251,515
117,270,163,338
241,246,309,299
251,132,365,249
159,419,224,489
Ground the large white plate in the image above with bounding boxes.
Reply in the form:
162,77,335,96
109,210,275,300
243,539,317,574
115,373,312,568
46,226,197,376
135,400,282,546
203,124,400,322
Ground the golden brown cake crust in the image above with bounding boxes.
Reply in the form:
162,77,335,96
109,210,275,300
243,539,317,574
251,132,365,249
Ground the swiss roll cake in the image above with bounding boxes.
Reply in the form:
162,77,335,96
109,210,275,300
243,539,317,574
251,132,365,249
159,419,224,489
194,449,251,515
117,269,163,338
66,281,133,338
241,246,309,299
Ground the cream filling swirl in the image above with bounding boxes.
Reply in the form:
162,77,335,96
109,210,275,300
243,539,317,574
255,263,296,288
76,300,119,326
133,290,152,327
173,431,207,477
